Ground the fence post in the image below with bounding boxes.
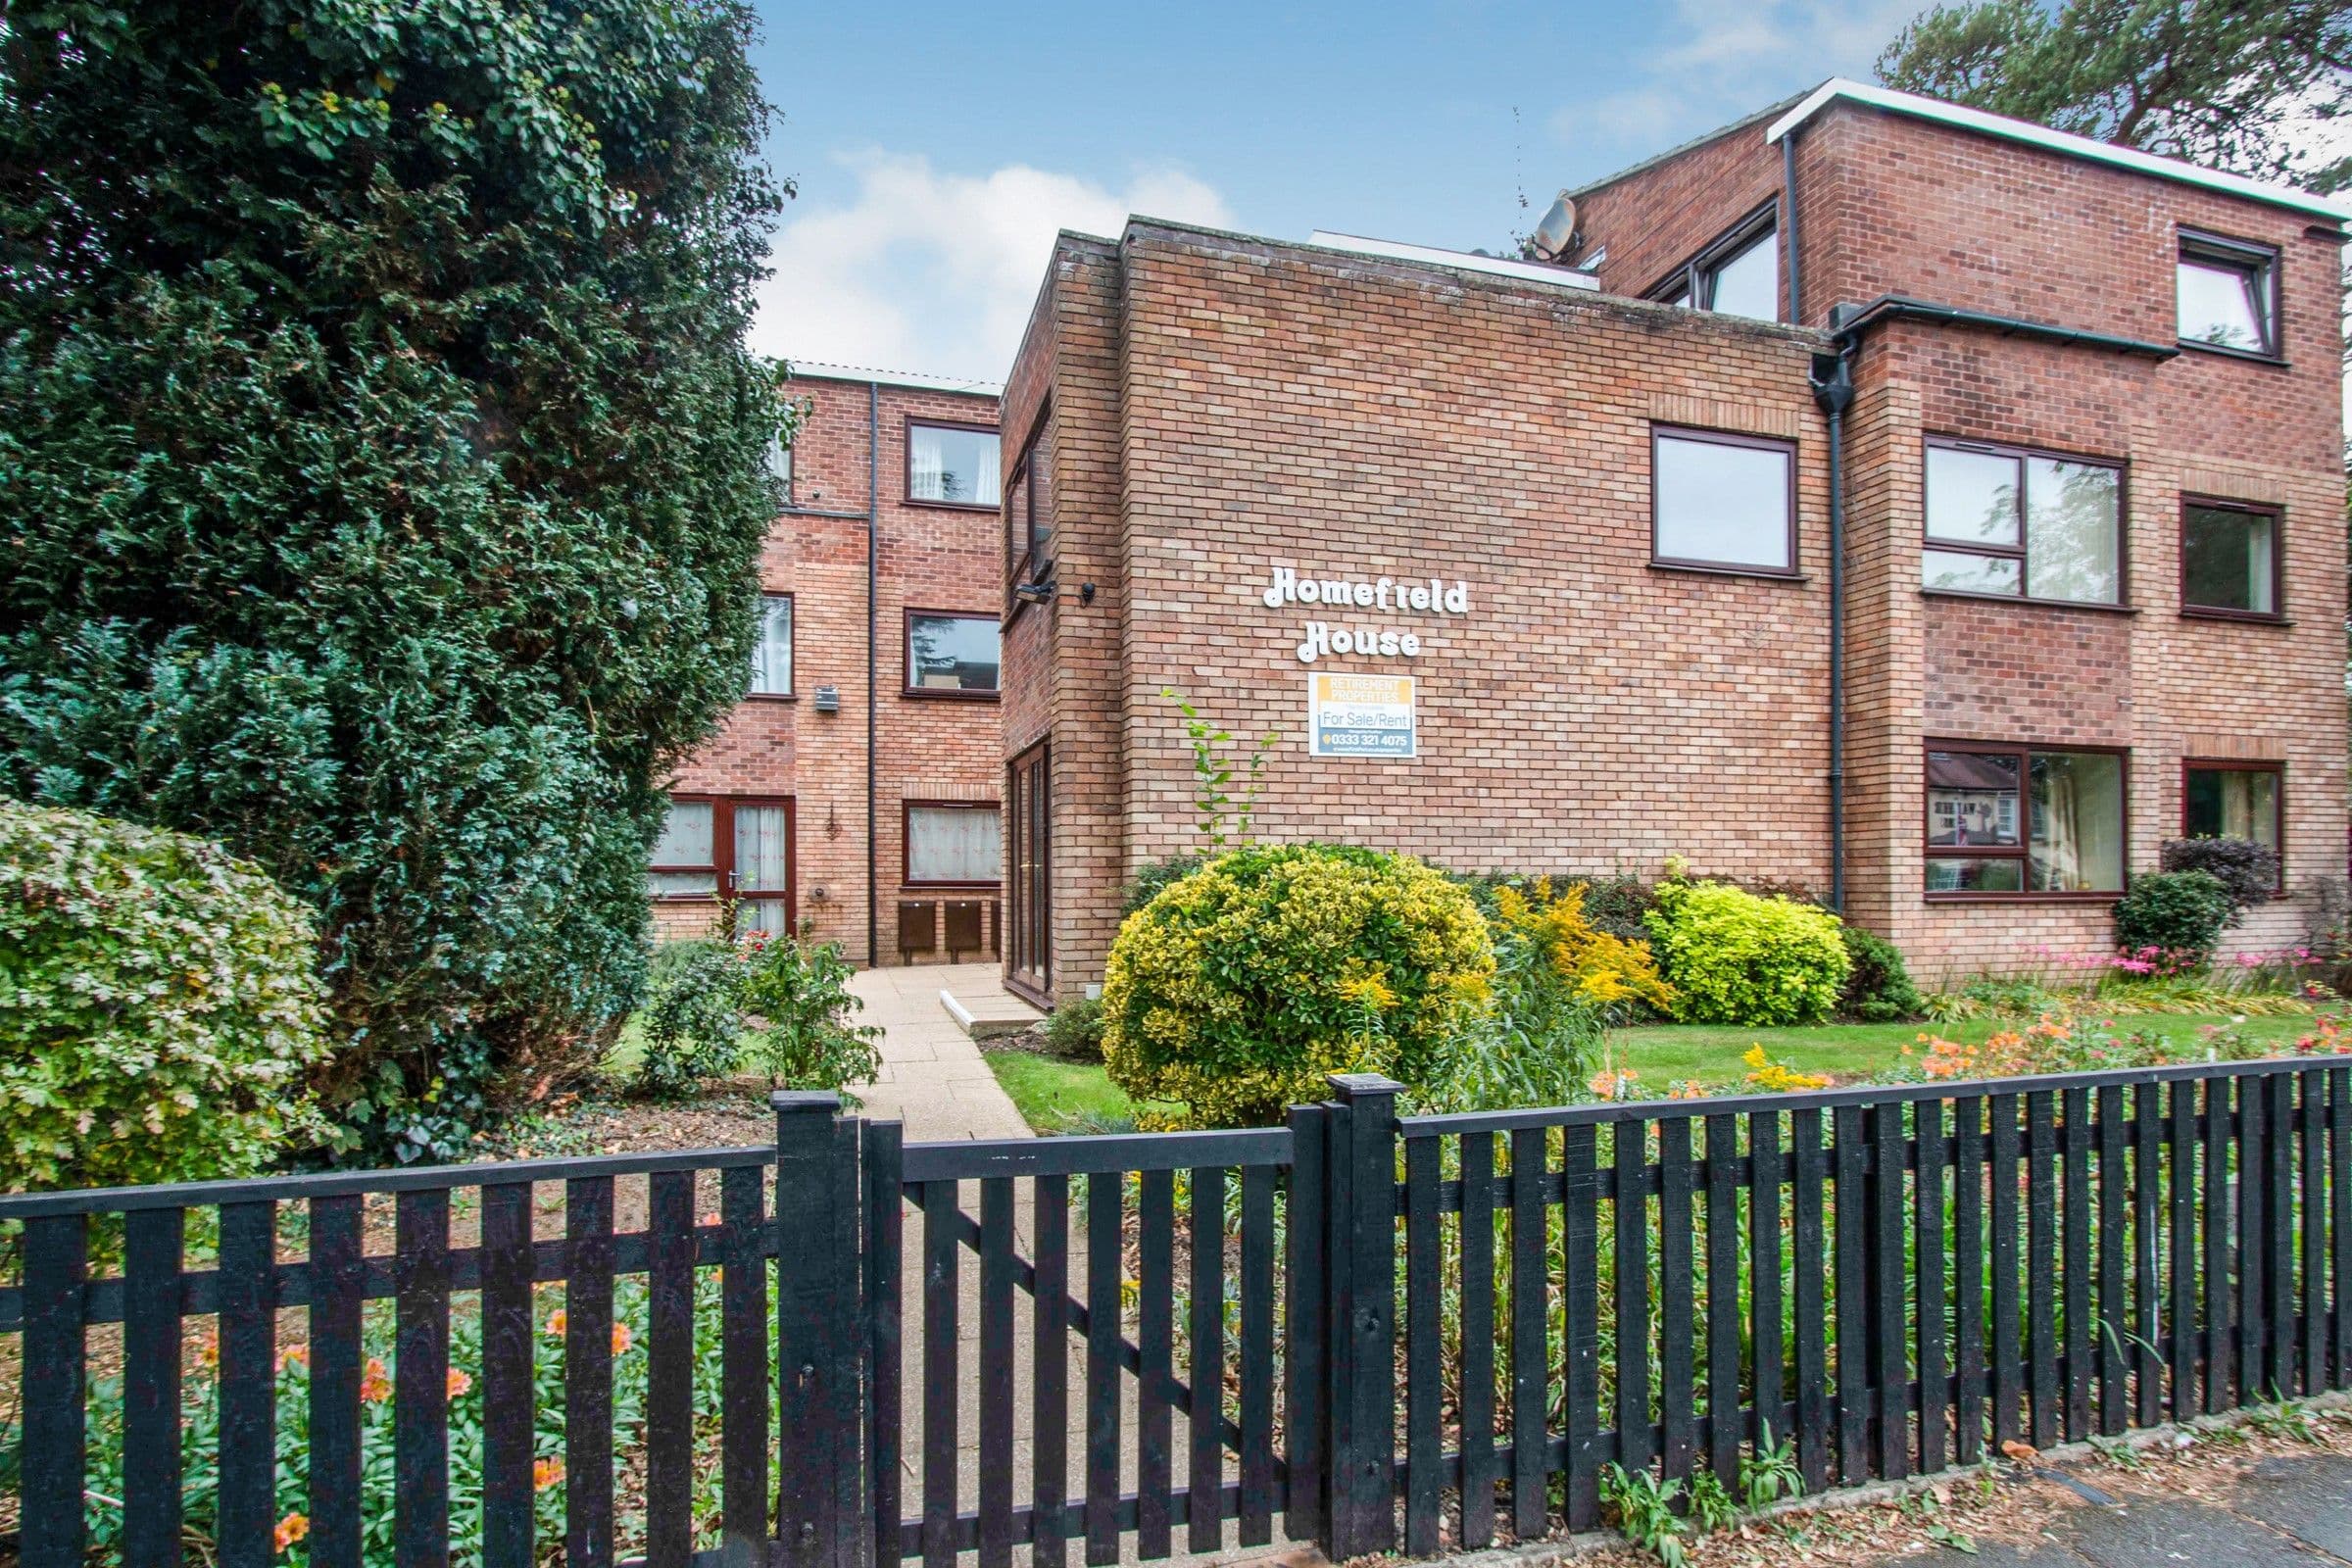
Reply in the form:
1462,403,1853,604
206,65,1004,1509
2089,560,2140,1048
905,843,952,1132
1323,1073,1401,1561
773,1091,865,1568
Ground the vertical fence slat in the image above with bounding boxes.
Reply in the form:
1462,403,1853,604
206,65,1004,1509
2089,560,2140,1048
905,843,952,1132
979,1177,1016,1568
2131,1083,2163,1430
1916,1099,1948,1476
217,1200,278,1568
394,1189,452,1568
920,1180,959,1568
1748,1109,1786,1460
1953,1095,1985,1468
2267,1072,2296,1399
2301,1070,2327,1398
565,1175,617,1568
22,1214,88,1568
1509,1126,1548,1540
1403,1140,1442,1556
310,1194,366,1568
1034,1171,1072,1568
480,1181,536,1568
1188,1165,1228,1557
124,1206,187,1568
1871,1104,1908,1480
1987,1093,2022,1450
2239,1077,2269,1401
1326,1075,1399,1560
2332,1066,2352,1391
2204,1076,2233,1413
1282,1106,1327,1547
865,1129,904,1568
1238,1163,1277,1547
2168,1079,2199,1419
646,1171,696,1568
2027,1090,2059,1450
1562,1122,1602,1533
1138,1167,1176,1559
1659,1116,1696,1486
2096,1085,2128,1437
1457,1130,1498,1550
1832,1103,1867,1484
1704,1113,1741,1485
1613,1118,1652,1477
1791,1107,1830,1493
720,1165,770,1568
2061,1086,2091,1444
1084,1170,1122,1566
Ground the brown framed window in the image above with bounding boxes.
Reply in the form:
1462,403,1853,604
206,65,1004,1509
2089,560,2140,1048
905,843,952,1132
749,593,793,696
1005,407,1054,593
1925,742,2127,897
1646,202,1780,321
2180,498,2281,619
2177,229,2279,359
2182,760,2282,879
904,800,1002,888
1922,438,2122,607
1651,425,1796,576
905,611,1000,696
906,418,1000,509
648,795,796,935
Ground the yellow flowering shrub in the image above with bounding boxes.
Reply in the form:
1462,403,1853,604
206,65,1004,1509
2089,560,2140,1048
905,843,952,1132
1741,1044,1832,1092
1102,844,1494,1127
1490,878,1674,1012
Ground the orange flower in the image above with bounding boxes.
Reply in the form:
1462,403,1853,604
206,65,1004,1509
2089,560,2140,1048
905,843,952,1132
545,1308,568,1339
611,1321,633,1355
533,1457,565,1493
274,1512,310,1551
198,1332,220,1369
360,1355,391,1403
446,1368,472,1399
277,1344,310,1372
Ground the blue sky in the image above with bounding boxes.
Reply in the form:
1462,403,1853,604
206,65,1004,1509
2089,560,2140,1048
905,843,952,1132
745,0,1927,383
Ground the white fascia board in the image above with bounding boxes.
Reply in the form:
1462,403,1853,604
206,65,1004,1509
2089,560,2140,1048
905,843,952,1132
789,360,1004,399
1307,230,1601,290
1766,78,2352,224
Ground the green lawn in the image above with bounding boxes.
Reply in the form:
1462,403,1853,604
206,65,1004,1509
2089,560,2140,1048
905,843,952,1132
983,1013,2328,1132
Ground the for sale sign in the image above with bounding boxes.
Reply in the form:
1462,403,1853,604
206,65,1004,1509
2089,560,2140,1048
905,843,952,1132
1307,672,1417,760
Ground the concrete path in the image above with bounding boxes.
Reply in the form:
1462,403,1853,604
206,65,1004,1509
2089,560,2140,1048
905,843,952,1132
848,961,1037,1142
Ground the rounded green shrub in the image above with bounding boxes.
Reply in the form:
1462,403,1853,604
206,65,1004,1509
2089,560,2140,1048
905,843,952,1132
2113,869,2233,963
633,940,747,1100
1041,995,1107,1060
1838,926,1923,1022
1102,844,1494,1127
0,802,329,1191
1643,878,1851,1027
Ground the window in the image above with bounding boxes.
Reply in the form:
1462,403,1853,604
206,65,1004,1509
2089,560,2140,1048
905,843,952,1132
2177,230,2278,357
1925,743,2127,896
906,612,1000,696
1005,410,1054,590
749,593,793,695
1651,426,1795,575
765,432,792,503
906,420,1001,508
905,801,1003,887
1922,440,2121,606
1647,205,1781,321
647,796,794,931
2180,499,2280,618
2183,760,2281,872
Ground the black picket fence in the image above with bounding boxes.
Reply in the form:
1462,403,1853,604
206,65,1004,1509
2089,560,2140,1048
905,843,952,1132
5,1060,2351,1568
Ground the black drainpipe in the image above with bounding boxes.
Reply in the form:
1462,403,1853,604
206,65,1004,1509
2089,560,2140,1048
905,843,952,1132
1809,347,1853,913
865,380,879,964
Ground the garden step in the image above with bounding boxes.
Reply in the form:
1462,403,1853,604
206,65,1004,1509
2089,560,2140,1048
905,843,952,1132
940,986,1042,1040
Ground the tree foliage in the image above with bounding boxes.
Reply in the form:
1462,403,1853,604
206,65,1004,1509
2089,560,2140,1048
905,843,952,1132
0,1,793,1158
1879,0,2352,193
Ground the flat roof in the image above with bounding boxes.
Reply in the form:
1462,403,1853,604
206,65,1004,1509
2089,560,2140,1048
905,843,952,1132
1768,78,2352,223
788,360,1002,399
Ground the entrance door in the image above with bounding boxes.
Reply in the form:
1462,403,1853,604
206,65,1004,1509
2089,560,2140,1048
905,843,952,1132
1005,741,1050,999
726,798,795,938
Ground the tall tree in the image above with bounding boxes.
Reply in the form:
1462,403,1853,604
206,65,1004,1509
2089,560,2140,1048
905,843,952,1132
1879,0,2352,193
0,1,792,1158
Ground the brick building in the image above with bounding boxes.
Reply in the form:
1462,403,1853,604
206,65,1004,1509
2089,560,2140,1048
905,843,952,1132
650,365,1007,965
999,78,2350,1005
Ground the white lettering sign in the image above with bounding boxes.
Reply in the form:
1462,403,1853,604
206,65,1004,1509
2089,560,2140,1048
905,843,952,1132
1262,565,1468,663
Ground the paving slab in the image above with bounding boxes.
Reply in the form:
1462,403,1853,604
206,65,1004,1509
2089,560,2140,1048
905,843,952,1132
2219,1453,2352,1558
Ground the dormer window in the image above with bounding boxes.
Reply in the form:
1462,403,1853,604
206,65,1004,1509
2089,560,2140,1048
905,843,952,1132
2177,230,2278,358
1648,203,1781,322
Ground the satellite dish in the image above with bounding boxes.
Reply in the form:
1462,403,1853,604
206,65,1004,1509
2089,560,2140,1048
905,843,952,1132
1529,190,1578,261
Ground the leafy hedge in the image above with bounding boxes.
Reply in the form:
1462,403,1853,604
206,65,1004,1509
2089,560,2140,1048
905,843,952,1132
0,802,329,1191
0,1,791,1158
2114,870,2234,964
1644,877,1851,1027
1102,844,1493,1126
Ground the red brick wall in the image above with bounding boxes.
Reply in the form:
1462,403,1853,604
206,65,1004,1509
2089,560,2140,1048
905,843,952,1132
1569,115,1786,309
654,373,1006,963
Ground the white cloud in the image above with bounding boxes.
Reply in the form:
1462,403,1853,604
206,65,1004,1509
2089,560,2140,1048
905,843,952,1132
750,152,1233,385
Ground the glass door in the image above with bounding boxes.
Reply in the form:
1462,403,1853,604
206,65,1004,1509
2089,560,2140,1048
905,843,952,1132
1005,741,1050,997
